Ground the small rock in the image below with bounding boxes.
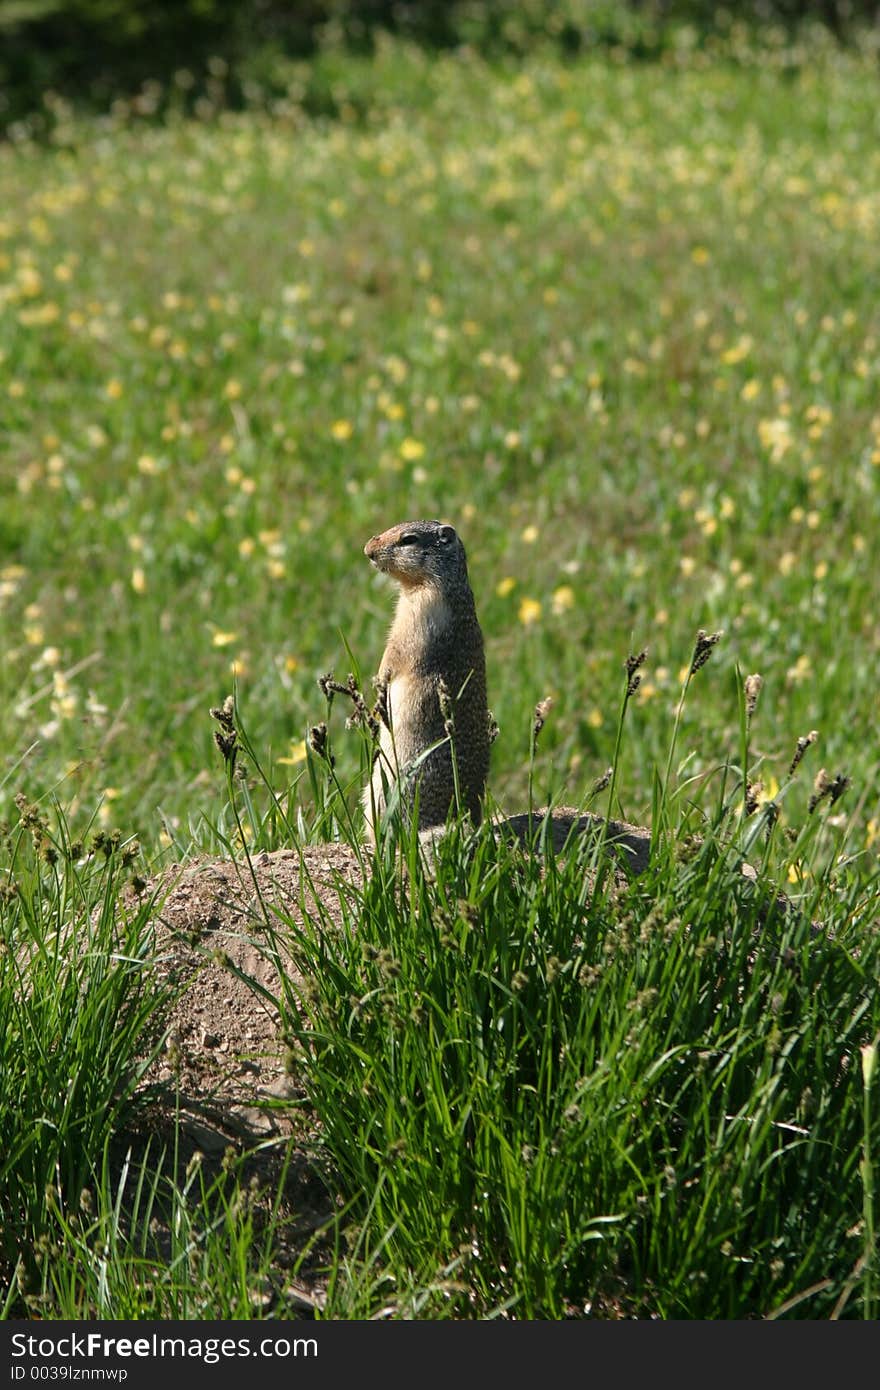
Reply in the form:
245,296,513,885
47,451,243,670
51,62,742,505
228,1104,279,1138
201,1030,221,1048
179,1117,229,1155
263,1073,299,1100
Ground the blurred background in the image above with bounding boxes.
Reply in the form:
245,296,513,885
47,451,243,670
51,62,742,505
2,1,877,129
2,0,878,856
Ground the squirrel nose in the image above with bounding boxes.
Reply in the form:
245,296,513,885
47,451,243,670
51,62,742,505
364,535,380,559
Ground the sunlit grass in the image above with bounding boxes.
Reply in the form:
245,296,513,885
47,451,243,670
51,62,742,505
1,28,879,1319
262,650,880,1318
1,37,879,860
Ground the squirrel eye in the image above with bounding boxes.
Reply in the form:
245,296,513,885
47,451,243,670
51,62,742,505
437,525,456,545
398,533,420,546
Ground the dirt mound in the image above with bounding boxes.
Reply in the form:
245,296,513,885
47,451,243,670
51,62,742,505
142,843,363,1153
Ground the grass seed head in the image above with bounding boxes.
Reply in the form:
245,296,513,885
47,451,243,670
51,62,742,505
789,728,819,777
308,721,331,761
690,629,723,675
209,695,235,732
532,696,554,741
625,649,647,697
320,670,379,737
210,696,238,765
744,672,763,718
372,675,390,732
808,768,831,813
14,793,47,837
806,767,849,813
438,677,455,734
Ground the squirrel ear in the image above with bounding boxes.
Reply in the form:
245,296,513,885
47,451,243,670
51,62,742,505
437,525,456,545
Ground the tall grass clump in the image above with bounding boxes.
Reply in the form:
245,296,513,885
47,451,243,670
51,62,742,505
264,644,880,1318
32,1137,302,1320
0,799,164,1312
0,792,324,1321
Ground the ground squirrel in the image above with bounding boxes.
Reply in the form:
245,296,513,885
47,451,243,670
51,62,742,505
362,519,490,841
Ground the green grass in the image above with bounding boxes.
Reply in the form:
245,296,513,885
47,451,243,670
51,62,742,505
1,30,879,1318
282,831,879,1318
268,658,880,1319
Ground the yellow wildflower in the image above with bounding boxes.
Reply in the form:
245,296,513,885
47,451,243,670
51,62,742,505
518,597,542,626
758,417,792,462
721,335,753,365
786,654,812,684
277,740,308,767
399,437,425,461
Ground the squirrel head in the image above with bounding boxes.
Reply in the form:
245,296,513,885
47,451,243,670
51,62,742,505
364,519,469,591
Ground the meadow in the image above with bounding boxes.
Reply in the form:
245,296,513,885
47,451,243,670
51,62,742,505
1,29,879,1319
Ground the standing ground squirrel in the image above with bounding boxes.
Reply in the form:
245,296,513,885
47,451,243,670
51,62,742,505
362,519,490,841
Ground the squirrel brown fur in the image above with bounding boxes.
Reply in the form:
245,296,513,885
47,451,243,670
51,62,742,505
362,519,489,841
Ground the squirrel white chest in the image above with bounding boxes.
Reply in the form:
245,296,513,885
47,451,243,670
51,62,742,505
379,588,453,766
393,588,453,648
386,673,411,732
380,673,411,766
